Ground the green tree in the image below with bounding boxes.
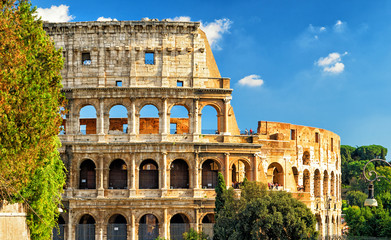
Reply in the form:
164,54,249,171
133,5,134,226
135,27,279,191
214,182,317,240
346,190,367,207
183,228,209,240
354,145,387,161
0,1,66,239
214,172,226,214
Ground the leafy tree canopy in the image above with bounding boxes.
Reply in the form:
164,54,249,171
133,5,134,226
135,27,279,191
0,1,66,239
214,182,317,240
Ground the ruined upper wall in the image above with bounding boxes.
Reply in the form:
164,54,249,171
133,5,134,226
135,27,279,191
44,20,229,89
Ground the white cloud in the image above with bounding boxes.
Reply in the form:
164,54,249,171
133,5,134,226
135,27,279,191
238,74,264,87
97,16,118,22
316,52,348,74
167,16,232,50
36,5,74,22
334,20,345,32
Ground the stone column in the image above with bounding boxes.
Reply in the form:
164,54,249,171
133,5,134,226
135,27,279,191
224,153,230,188
223,98,231,135
130,153,136,196
194,152,200,189
163,208,168,239
253,154,258,182
193,99,200,141
131,212,136,240
97,154,104,198
98,98,105,142
161,98,168,141
162,152,168,190
130,99,137,135
68,214,73,240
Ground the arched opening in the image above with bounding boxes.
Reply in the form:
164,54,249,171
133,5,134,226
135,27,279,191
107,214,127,240
53,216,65,240
139,160,159,189
170,160,189,189
139,214,159,240
202,214,215,239
76,214,95,240
79,160,96,189
267,162,284,189
109,159,127,189
201,105,219,134
60,106,66,135
315,214,322,233
231,160,250,188
79,105,97,134
170,214,190,240
170,105,189,134
140,105,159,134
314,169,321,198
202,160,219,189
303,151,310,165
330,172,335,197
323,170,329,198
292,167,299,188
303,169,310,192
109,105,128,134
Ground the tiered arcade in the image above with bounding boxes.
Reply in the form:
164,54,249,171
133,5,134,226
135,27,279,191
44,20,341,240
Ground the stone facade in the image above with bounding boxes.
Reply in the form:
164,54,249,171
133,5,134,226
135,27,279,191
0,202,30,240
44,19,341,239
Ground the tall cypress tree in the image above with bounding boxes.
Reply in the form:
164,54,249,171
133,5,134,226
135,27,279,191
215,172,226,214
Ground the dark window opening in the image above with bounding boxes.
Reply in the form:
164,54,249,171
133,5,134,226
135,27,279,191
145,52,154,65
108,215,127,240
202,160,219,189
315,132,319,143
290,129,296,140
53,216,65,240
109,159,127,189
139,215,159,240
170,214,190,240
116,81,122,87
170,160,189,189
303,151,310,165
77,215,95,240
177,81,183,87
79,160,96,189
139,160,159,189
82,52,91,65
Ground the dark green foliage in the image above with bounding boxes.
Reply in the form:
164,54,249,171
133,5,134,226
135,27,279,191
183,228,209,240
346,191,367,208
214,182,317,240
214,172,226,214
0,1,66,239
354,145,387,161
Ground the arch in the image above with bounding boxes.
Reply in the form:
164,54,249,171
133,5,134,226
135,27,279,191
109,105,128,133
140,104,159,134
170,105,189,134
267,162,284,188
303,151,310,165
170,214,190,240
107,214,127,240
79,159,96,189
139,214,159,240
109,159,127,189
139,159,159,189
292,167,299,187
202,160,219,189
53,216,65,240
323,170,329,198
314,169,321,198
77,214,95,240
303,169,310,192
170,159,189,189
201,105,219,134
79,105,97,134
330,171,335,196
201,213,215,239
231,159,251,188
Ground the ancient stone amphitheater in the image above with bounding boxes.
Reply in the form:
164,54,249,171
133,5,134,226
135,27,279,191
43,19,341,240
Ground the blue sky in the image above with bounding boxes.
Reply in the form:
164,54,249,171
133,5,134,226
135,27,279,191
33,0,391,156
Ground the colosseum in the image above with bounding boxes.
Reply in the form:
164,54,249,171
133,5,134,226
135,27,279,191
43,19,342,240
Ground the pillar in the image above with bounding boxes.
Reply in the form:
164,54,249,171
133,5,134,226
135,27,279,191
253,154,258,182
163,208,168,239
223,98,230,134
131,154,136,190
131,212,136,240
130,99,136,135
162,152,167,189
224,153,230,188
161,98,168,135
193,98,200,135
97,154,104,198
194,152,200,189
68,214,73,240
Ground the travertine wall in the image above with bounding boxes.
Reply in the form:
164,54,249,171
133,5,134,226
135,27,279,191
45,19,341,239
0,202,29,240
